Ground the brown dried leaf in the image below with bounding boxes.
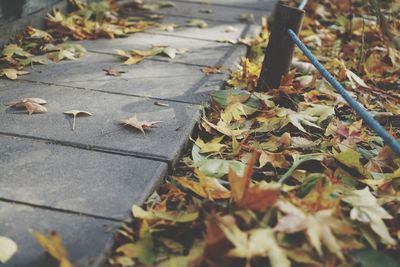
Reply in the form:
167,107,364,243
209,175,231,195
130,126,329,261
0,68,29,80
120,114,160,135
201,66,225,75
33,230,74,267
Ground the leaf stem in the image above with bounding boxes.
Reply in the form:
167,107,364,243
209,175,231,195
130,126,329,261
72,115,76,131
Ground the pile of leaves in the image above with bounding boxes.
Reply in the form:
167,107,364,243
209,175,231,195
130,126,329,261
0,0,155,80
109,0,400,266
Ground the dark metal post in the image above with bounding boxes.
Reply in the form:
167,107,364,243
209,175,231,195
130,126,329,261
256,3,305,91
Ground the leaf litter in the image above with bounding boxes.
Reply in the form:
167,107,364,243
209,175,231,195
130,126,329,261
0,0,398,266
108,0,400,266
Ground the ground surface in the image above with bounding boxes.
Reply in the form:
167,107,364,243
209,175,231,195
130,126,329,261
0,0,275,266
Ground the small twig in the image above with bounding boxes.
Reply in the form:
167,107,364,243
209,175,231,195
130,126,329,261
357,18,366,73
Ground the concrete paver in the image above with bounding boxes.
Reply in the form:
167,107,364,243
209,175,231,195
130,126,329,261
76,32,238,67
169,0,275,10
0,135,167,219
22,52,208,103
0,201,115,267
127,0,273,22
0,81,199,165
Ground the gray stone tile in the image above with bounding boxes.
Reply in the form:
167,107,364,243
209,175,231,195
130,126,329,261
74,33,238,67
127,0,274,22
19,52,223,103
0,135,167,219
146,17,249,42
167,0,276,10
0,81,199,165
0,202,115,267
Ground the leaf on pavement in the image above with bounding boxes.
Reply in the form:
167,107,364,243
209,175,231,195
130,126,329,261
33,230,74,267
63,110,92,131
11,97,48,115
186,19,208,28
158,23,178,32
154,101,169,107
141,1,175,10
0,68,29,80
120,114,161,135
201,66,224,75
26,26,54,42
0,236,17,263
1,44,33,58
103,68,126,77
47,44,86,63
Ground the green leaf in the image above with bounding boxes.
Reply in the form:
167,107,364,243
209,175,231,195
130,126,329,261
296,174,327,198
211,89,261,109
116,229,155,265
192,145,245,178
334,149,374,179
2,44,33,58
279,154,324,184
352,249,398,267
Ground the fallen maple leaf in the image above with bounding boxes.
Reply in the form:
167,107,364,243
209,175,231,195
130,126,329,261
228,152,280,212
0,68,29,80
11,97,47,107
33,230,74,267
342,187,396,245
2,44,33,58
275,201,345,260
219,219,290,267
120,114,160,135
11,97,48,115
141,1,175,10
174,169,231,200
26,26,54,42
103,68,126,77
63,110,92,131
195,135,226,153
47,44,86,63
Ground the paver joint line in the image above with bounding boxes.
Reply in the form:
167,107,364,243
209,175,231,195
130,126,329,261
0,131,171,163
0,197,124,223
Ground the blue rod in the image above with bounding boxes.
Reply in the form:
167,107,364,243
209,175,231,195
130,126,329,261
298,0,308,10
287,28,400,155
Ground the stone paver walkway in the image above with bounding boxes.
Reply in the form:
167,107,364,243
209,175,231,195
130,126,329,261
0,1,275,266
